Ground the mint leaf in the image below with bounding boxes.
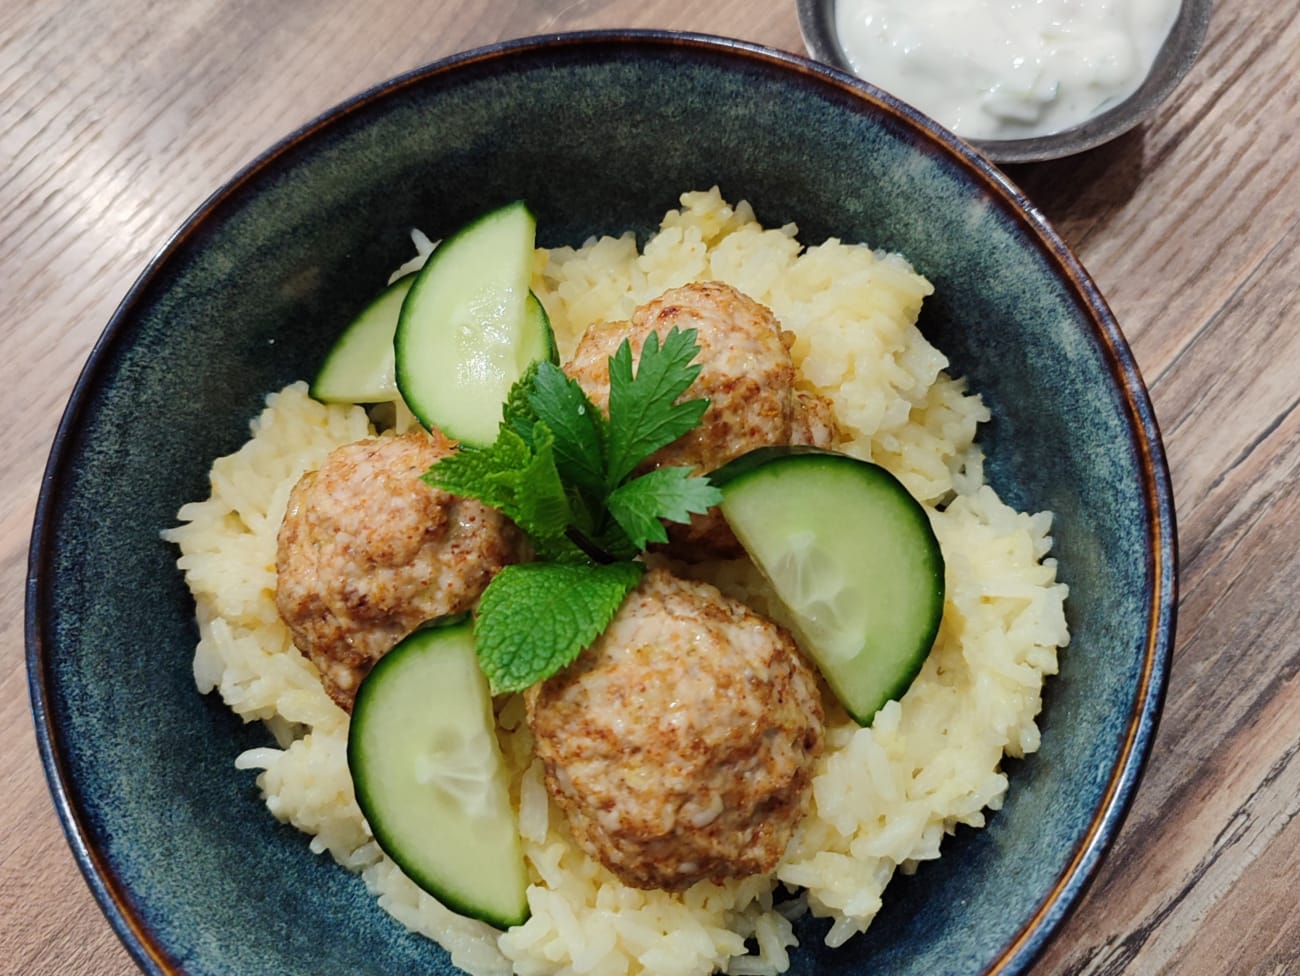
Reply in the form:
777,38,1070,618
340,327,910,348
423,427,534,511
605,328,710,486
474,561,644,693
527,361,607,502
425,423,584,562
505,423,586,562
606,468,724,550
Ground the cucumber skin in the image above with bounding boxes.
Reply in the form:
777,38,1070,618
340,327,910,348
347,619,530,929
715,447,945,726
525,290,559,365
709,444,845,488
394,201,554,446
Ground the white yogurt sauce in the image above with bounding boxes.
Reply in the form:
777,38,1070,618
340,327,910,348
833,0,1182,140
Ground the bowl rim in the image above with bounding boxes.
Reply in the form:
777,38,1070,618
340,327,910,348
795,0,1213,163
25,27,1177,976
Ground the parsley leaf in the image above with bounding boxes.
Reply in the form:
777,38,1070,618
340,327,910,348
474,561,645,694
527,361,607,504
605,328,709,486
606,467,723,550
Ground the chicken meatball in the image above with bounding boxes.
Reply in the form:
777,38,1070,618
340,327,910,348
525,568,825,891
276,429,525,710
563,281,837,558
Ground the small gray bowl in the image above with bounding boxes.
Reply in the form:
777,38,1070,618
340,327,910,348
797,0,1212,163
27,29,1175,976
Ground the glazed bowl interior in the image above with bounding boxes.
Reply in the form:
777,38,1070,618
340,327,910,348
27,31,1174,976
796,0,1212,163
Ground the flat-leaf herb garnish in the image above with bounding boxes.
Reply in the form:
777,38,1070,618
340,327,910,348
424,327,722,693
473,562,646,694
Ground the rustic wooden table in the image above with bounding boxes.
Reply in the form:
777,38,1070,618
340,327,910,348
2,2,1296,974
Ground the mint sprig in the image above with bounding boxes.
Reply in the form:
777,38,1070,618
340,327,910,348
424,326,722,692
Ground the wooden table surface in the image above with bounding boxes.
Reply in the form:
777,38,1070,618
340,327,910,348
2,2,1297,974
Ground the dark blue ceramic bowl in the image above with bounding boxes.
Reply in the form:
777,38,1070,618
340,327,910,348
27,30,1175,976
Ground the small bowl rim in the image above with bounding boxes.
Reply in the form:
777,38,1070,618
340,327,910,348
25,27,1177,976
796,0,1213,163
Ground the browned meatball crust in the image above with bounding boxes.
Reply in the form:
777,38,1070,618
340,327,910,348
563,281,837,558
276,429,525,710
525,568,825,891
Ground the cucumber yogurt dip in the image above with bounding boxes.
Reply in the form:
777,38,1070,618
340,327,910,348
833,0,1183,140
165,188,1069,976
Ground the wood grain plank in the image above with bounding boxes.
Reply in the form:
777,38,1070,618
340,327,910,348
1051,683,1298,974
1175,810,1300,975
1034,226,1300,974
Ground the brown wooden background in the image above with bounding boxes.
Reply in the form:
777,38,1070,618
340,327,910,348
2,2,1297,974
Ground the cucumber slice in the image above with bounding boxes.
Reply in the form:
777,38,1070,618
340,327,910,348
714,447,945,726
395,201,557,446
347,619,529,929
310,273,415,403
311,270,551,409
